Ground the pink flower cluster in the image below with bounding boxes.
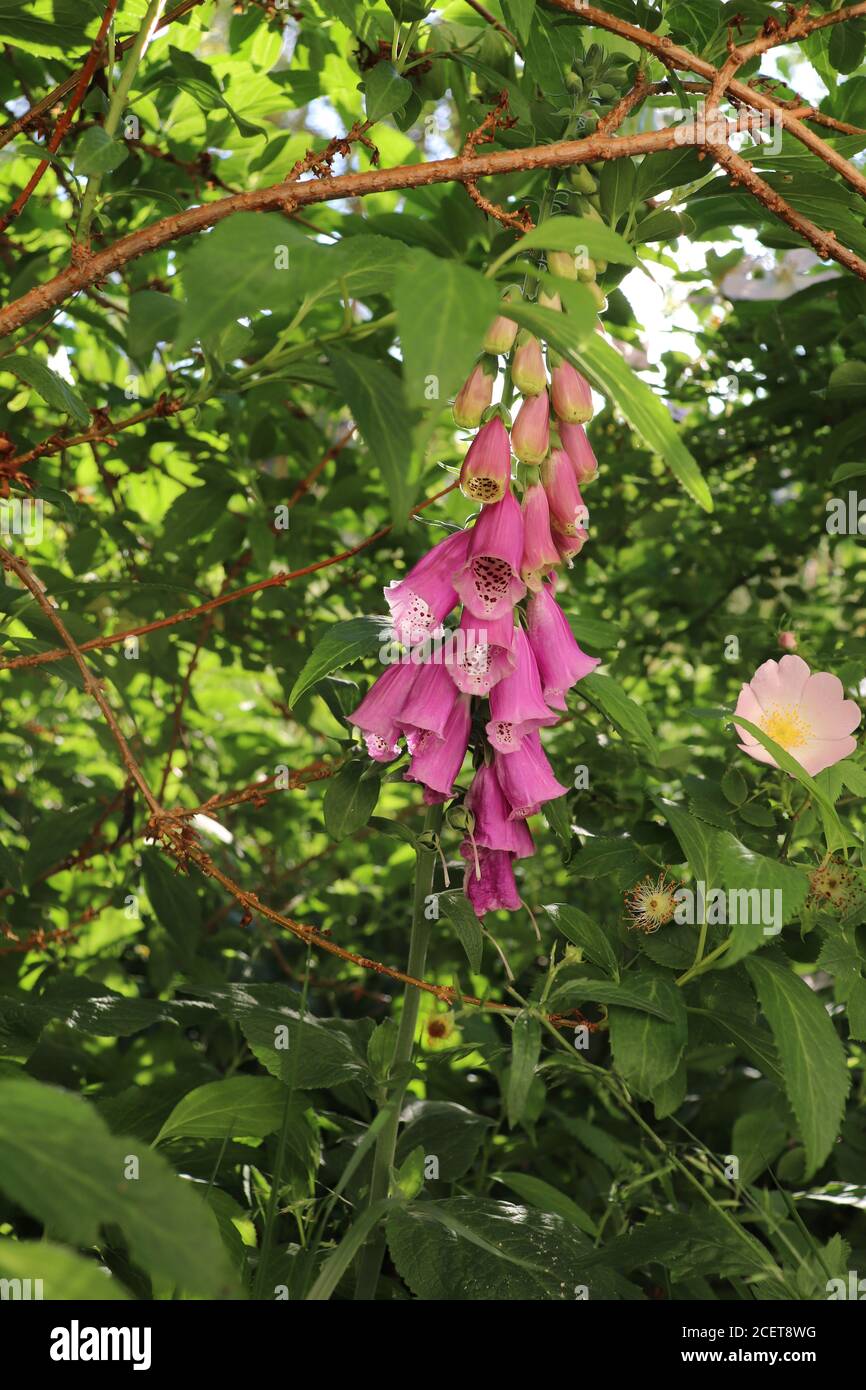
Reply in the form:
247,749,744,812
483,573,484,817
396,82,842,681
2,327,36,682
350,306,602,917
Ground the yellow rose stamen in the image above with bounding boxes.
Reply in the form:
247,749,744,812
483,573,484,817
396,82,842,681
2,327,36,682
760,703,813,750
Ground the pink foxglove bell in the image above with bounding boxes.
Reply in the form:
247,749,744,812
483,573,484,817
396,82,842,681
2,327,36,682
526,583,600,711
384,527,470,646
454,488,527,620
458,415,511,505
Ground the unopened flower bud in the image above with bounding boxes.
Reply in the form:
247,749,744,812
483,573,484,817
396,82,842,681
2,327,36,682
778,631,797,652
453,357,497,429
538,288,562,312
551,360,593,424
511,391,550,465
417,829,441,853
548,250,578,281
483,297,519,355
447,805,476,833
511,332,547,396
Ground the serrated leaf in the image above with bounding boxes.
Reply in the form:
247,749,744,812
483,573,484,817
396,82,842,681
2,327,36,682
394,250,498,410
439,892,483,973
0,1076,234,1296
543,903,621,976
745,955,850,1177
156,1075,288,1143
9,354,90,427
322,759,380,840
290,617,390,706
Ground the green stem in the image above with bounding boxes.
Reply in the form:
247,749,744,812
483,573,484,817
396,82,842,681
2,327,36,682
252,946,313,1300
76,0,165,245
353,801,443,1301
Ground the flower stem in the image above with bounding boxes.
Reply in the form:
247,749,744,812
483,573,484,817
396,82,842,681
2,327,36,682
353,800,444,1301
76,0,166,246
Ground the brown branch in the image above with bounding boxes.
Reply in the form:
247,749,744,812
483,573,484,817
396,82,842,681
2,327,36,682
0,394,184,476
0,0,206,152
552,1,866,205
0,546,163,816
0,480,460,671
461,91,533,231
597,70,652,135
0,0,119,234
707,139,856,267
0,127,702,340
463,0,520,50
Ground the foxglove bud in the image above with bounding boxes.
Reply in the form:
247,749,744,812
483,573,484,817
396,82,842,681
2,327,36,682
453,356,497,429
538,288,562,312
559,421,599,486
550,357,593,424
459,414,512,505
542,447,589,536
520,482,560,592
511,332,547,396
511,391,550,465
483,297,519,355
548,250,578,281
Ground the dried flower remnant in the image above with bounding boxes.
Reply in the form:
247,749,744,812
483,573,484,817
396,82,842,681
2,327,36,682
624,872,681,934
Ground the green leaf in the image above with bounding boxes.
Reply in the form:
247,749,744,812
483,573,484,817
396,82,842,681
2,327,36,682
568,333,712,511
0,1076,234,1296
607,966,688,1097
572,835,648,883
161,482,233,549
203,984,372,1090
142,850,201,954
501,0,534,44
385,1198,626,1300
0,843,22,891
393,250,498,409
543,902,621,976
506,1012,541,1127
290,617,391,706
23,803,102,884
732,1105,788,1184
745,955,850,1177
8,354,90,427
327,346,416,523
657,797,809,963
439,892,483,973
322,759,380,840
598,158,637,227
492,1172,598,1235
551,976,680,1021
156,1076,288,1143
396,1100,493,1182
364,61,412,123
74,126,128,176
127,290,182,363
0,1240,130,1300
176,212,301,349
579,671,658,759
496,215,637,268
